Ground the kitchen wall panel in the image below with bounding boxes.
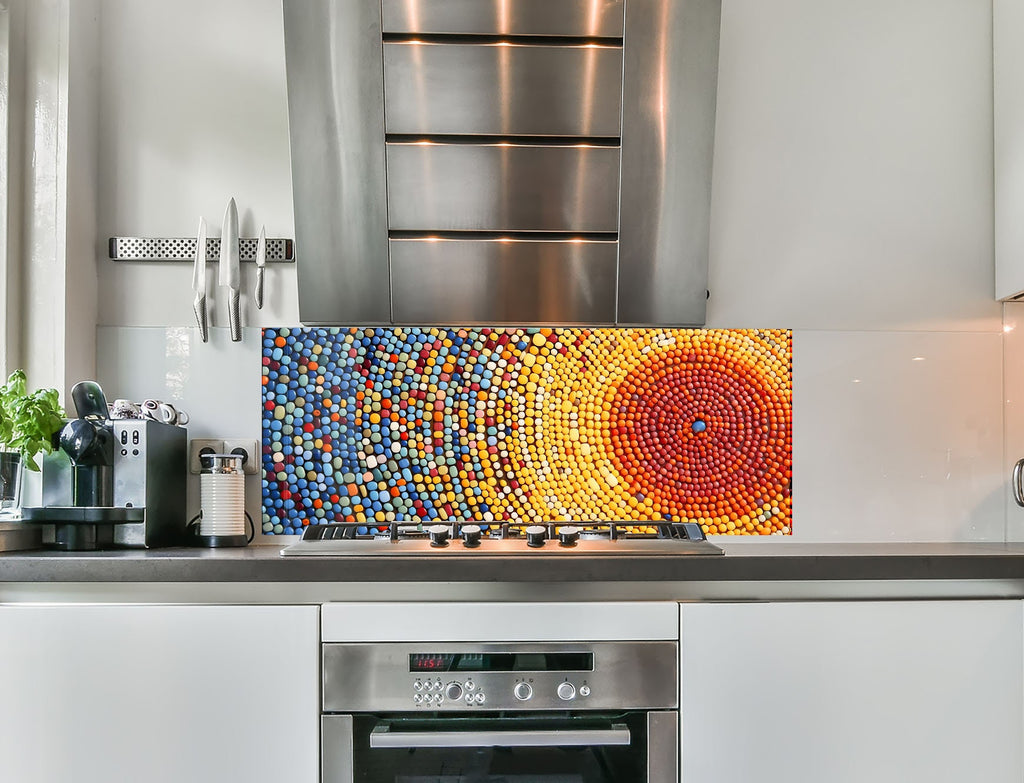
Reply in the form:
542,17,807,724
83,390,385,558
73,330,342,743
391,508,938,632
96,326,1005,544
90,0,1004,543
794,330,1004,542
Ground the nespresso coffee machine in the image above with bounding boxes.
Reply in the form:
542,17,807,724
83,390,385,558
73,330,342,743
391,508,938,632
22,381,187,550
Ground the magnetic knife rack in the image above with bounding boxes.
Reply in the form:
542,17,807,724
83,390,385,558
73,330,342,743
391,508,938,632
108,237,295,263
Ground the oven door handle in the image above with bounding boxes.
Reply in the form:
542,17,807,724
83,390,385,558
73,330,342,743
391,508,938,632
369,723,631,749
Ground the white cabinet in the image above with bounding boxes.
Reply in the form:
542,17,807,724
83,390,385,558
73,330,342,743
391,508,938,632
0,604,319,783
996,0,1024,299
680,601,1023,783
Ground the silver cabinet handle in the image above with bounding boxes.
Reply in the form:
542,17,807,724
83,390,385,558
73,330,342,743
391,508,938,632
1014,459,1024,507
369,724,631,749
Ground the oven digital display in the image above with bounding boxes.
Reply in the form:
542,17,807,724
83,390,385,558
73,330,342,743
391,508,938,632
409,652,594,673
409,654,456,672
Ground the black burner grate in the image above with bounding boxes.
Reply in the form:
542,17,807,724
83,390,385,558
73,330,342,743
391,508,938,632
297,520,708,543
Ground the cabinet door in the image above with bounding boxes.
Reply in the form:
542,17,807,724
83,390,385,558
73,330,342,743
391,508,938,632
996,0,1024,299
0,604,319,783
680,601,1023,783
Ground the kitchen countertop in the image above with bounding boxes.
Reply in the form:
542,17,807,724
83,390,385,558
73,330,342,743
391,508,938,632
3,541,1024,602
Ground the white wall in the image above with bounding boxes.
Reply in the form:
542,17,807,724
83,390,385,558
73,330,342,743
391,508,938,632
92,0,1003,542
96,0,297,328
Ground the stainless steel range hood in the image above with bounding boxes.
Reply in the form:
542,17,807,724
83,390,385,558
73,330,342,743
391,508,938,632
283,0,721,326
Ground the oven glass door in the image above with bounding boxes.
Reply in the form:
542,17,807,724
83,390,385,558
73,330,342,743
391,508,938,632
324,712,676,783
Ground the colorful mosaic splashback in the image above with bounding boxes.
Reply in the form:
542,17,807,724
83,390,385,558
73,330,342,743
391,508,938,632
262,328,792,536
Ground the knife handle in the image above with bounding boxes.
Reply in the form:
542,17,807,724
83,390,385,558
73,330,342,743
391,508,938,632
255,267,265,310
229,290,241,342
193,295,209,343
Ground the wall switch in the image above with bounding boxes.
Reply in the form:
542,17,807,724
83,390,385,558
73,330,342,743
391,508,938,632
189,439,224,474
223,439,260,475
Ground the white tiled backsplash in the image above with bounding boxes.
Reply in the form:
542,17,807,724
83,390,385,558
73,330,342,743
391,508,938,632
96,325,1009,543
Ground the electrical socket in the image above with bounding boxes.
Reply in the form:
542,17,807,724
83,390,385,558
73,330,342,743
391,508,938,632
189,439,224,474
223,438,260,475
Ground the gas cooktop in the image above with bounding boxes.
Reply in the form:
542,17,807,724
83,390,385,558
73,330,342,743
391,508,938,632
279,521,723,557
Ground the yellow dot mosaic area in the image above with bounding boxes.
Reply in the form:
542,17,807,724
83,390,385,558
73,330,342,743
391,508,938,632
262,328,792,536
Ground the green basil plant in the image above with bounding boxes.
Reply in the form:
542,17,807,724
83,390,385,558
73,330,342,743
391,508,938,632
0,370,66,471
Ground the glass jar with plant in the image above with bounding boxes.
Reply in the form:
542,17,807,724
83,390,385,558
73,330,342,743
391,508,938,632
0,370,65,516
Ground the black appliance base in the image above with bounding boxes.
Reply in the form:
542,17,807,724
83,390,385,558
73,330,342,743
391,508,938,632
191,533,249,548
21,506,147,551
20,506,145,523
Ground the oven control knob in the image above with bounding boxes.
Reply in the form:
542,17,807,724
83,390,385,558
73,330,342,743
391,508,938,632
579,685,591,697
557,682,576,701
461,524,482,548
427,524,450,547
525,525,547,548
514,682,533,701
445,682,464,701
557,526,580,547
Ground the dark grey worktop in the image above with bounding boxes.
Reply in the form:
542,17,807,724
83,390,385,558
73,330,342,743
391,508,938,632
3,541,1024,583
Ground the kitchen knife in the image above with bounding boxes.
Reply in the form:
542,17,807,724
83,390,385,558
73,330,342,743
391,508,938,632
254,224,266,310
192,216,209,342
219,197,241,342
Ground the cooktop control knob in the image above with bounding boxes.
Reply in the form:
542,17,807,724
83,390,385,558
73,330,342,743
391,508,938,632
445,682,464,702
557,682,576,701
461,524,482,548
525,525,547,548
514,682,533,701
427,524,450,547
558,526,580,547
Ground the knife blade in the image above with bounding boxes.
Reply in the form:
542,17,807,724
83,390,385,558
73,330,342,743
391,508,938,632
254,224,266,310
192,217,209,342
219,197,241,342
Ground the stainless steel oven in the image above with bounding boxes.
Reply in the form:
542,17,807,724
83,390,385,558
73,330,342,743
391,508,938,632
321,641,678,782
